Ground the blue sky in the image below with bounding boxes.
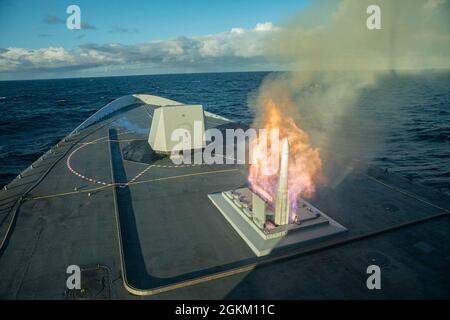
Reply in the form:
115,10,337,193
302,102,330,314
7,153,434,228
0,0,309,79
0,0,309,48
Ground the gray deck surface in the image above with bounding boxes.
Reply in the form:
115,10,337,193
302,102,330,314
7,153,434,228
0,102,449,299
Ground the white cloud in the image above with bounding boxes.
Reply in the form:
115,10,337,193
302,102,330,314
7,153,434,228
254,22,274,32
230,28,245,35
0,22,277,76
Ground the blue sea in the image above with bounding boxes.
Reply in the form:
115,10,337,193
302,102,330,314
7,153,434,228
0,71,449,194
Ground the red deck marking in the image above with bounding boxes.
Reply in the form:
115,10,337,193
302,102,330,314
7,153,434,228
66,130,213,187
126,165,155,185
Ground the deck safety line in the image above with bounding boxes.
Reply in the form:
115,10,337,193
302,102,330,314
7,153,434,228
110,168,450,296
126,165,155,185
65,131,136,187
66,143,113,186
0,118,122,257
67,133,215,186
29,168,239,200
121,209,449,296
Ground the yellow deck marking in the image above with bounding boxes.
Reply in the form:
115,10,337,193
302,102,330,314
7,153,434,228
120,209,449,296
128,168,239,186
31,168,239,200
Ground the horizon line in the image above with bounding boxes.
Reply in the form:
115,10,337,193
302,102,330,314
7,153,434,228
0,69,284,82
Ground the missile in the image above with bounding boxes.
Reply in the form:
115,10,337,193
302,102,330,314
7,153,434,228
275,138,290,226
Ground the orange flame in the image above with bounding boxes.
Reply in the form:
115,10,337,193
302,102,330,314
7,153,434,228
248,97,322,216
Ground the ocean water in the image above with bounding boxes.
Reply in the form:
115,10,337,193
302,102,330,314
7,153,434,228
0,71,449,194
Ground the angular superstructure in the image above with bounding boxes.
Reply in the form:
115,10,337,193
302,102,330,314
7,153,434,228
148,104,205,154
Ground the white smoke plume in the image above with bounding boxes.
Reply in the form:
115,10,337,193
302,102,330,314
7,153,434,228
250,0,449,187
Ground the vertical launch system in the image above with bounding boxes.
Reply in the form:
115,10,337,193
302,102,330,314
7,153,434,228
208,138,347,256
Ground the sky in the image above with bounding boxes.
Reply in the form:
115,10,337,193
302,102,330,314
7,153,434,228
0,0,309,80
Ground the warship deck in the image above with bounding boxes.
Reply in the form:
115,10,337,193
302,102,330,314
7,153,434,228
0,94,449,299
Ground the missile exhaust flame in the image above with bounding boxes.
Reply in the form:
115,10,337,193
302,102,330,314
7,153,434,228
248,94,322,223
